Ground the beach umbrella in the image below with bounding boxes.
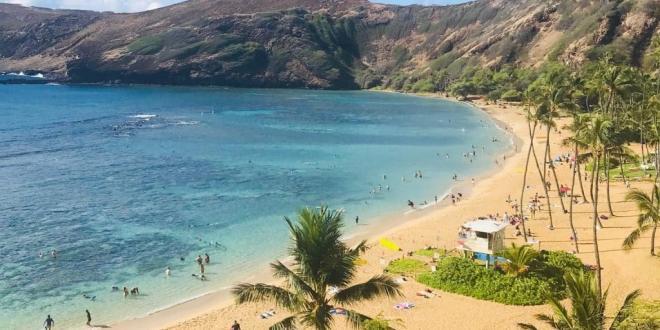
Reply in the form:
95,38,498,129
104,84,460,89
379,238,400,251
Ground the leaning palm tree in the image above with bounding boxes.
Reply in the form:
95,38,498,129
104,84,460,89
625,185,660,256
497,243,538,276
232,206,401,330
518,270,641,330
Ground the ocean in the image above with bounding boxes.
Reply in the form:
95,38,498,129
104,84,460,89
0,85,510,329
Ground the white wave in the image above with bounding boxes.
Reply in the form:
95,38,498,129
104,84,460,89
130,114,157,120
175,120,199,126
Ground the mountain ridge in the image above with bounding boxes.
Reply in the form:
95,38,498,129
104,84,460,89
0,0,658,89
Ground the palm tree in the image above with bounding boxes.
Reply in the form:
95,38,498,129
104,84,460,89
518,270,640,330
582,114,613,294
232,207,401,329
496,243,538,276
518,97,540,243
625,185,660,256
564,114,590,253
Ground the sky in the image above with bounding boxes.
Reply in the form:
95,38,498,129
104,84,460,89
1,0,470,12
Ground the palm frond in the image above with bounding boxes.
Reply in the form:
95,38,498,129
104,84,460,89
271,261,317,300
332,275,401,306
269,315,298,330
232,283,303,311
622,225,651,249
517,323,538,330
609,289,641,330
344,309,377,330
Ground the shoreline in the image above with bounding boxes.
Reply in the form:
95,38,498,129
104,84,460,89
112,93,525,330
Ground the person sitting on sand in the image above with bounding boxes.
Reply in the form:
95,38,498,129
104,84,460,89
231,320,241,330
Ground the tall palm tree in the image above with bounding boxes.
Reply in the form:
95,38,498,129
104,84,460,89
564,114,590,253
532,67,572,216
518,270,641,330
582,114,612,294
625,185,660,256
518,97,540,243
232,207,401,329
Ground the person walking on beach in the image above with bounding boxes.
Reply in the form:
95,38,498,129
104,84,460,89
231,320,241,330
85,309,91,326
44,315,54,330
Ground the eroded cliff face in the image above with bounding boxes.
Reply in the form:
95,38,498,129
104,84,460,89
0,0,657,89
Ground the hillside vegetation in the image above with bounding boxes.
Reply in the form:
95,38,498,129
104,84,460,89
0,0,657,89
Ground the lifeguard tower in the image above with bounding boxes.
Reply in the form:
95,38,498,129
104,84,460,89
457,219,507,266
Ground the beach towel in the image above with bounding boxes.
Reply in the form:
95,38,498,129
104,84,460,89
260,309,276,319
394,302,415,309
330,308,348,316
379,238,400,251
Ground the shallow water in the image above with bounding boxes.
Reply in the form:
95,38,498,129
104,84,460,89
0,85,509,329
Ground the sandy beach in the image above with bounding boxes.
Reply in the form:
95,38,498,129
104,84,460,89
114,97,660,330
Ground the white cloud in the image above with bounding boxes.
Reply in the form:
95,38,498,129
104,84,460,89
0,0,183,12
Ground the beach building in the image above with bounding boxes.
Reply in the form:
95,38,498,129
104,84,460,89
457,219,507,265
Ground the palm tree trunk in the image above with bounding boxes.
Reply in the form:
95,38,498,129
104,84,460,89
592,154,603,295
590,157,595,204
548,139,567,214
576,155,589,203
570,143,580,253
618,154,627,186
651,222,657,256
532,133,554,229
519,121,537,242
605,151,614,216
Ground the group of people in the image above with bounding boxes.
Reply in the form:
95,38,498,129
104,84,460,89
43,310,92,329
38,250,58,259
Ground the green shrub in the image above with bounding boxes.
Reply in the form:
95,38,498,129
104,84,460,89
385,258,428,275
501,89,522,102
127,35,164,55
616,300,660,330
363,318,390,330
411,79,436,93
415,248,445,257
417,254,582,306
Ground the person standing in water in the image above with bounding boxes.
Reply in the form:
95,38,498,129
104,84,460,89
355,216,359,224
204,253,210,264
86,309,91,326
44,315,54,330
165,266,171,277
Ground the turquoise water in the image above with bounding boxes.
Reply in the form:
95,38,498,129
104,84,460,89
0,85,509,329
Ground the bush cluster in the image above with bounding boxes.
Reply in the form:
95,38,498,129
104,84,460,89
416,251,583,306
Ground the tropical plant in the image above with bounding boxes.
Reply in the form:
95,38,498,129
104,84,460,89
581,114,613,294
518,270,640,330
232,206,401,329
625,185,660,256
497,243,539,276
